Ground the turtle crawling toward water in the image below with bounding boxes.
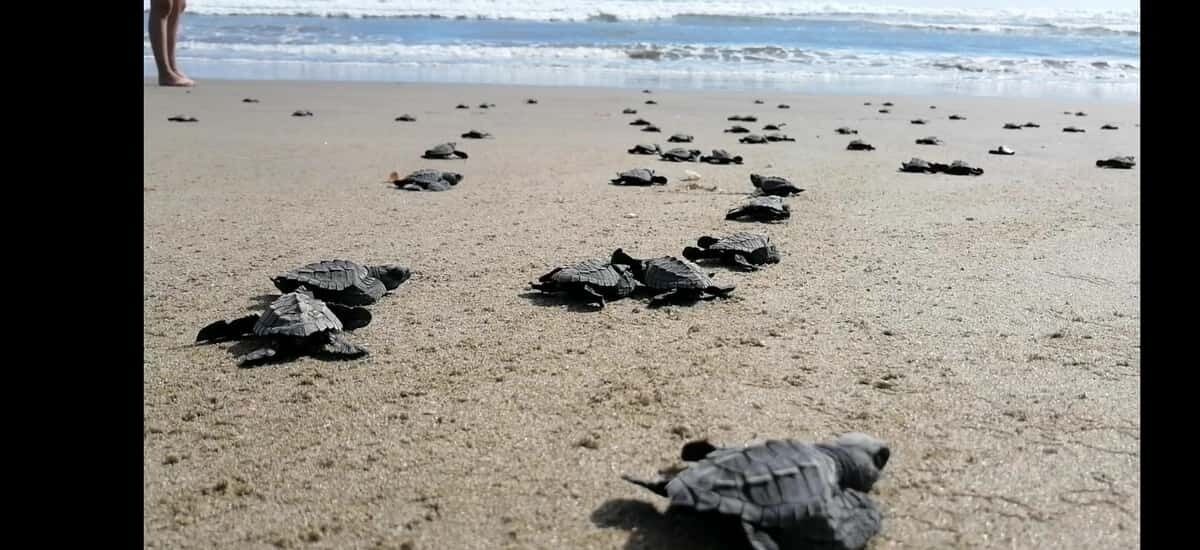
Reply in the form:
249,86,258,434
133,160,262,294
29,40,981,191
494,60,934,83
628,143,662,155
725,125,751,134
778,104,791,109
1063,126,1086,133
611,249,735,307
910,119,929,125
729,115,758,122
623,108,638,115
292,110,313,117
630,118,652,126
531,259,638,309
423,142,470,159
168,115,198,123
949,114,966,120
989,146,1016,156
700,149,743,165
915,136,943,145
461,130,493,139
1023,122,1041,128
902,159,982,176
900,158,937,173
883,101,894,106
762,123,786,131
1096,156,1135,169
847,140,875,151
395,114,416,122
835,127,858,135
1003,123,1022,129
391,169,463,191
1101,124,1119,130
754,99,765,104
622,433,891,550
751,174,803,196
682,232,780,271
196,291,371,367
878,109,891,114
764,132,796,142
642,125,663,133
645,100,658,105
740,134,768,144
272,259,411,306
526,98,538,104
611,168,668,186
660,148,703,162
456,104,469,109
726,195,791,223
668,133,694,143
479,102,496,109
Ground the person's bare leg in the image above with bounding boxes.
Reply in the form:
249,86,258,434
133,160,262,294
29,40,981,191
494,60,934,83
165,0,194,86
149,0,189,86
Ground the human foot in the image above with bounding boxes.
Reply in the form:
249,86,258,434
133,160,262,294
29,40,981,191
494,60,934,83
158,72,194,87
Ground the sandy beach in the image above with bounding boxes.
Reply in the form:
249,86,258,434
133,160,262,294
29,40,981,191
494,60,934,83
144,80,1140,549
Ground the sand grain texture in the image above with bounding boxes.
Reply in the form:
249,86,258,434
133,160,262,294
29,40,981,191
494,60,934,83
145,81,1140,549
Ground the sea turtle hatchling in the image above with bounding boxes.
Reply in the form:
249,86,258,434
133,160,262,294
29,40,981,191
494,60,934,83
455,104,469,109
196,291,371,367
883,101,894,106
630,118,652,126
751,174,803,196
479,102,496,109
900,158,937,173
422,142,469,159
1101,124,1119,130
1063,126,1086,133
700,149,743,165
725,125,751,134
726,195,791,223
941,161,984,176
740,134,768,144
611,168,668,186
167,115,198,123
642,125,662,133
622,433,891,550
915,136,943,145
395,114,416,122
989,146,1016,156
668,133,694,143
1003,123,1022,129
728,115,758,122
1022,122,1041,128
526,98,538,104
910,119,929,125
754,99,765,104
530,259,638,309
778,104,791,109
835,127,858,135
846,140,875,151
878,109,891,114
292,110,313,117
390,169,463,191
660,148,703,162
682,232,780,271
628,143,662,155
645,100,658,105
764,132,796,142
623,108,638,114
610,249,735,307
272,259,411,306
461,130,492,139
762,123,786,131
1096,156,1135,169
949,114,966,120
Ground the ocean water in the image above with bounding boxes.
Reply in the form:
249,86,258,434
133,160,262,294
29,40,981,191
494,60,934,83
143,1,1140,101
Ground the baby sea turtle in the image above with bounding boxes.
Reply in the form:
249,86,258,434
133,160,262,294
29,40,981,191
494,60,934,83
740,134,768,144
391,169,464,191
700,150,743,165
878,109,891,114
395,114,417,122
272,260,411,306
645,100,658,105
778,104,791,109
915,136,943,145
479,102,496,109
292,110,313,117
623,108,638,114
751,174,803,196
682,232,780,271
929,105,937,109
661,148,703,162
196,291,371,367
630,118,652,126
668,133,694,143
643,89,653,94
628,143,662,155
754,99,765,104
1075,111,1087,116
942,161,984,176
863,101,872,106
1063,126,1086,133
989,146,1015,156
847,140,875,151
883,101,894,106
242,98,259,103
531,259,638,309
610,249,735,307
762,123,786,131
900,158,936,173
1096,156,1135,169
1101,124,1119,130
764,132,796,142
167,115,198,123
835,127,858,135
1003,123,1022,129
726,195,791,223
910,119,929,125
642,125,662,133
725,125,751,134
456,104,469,109
622,433,891,550
526,98,538,104
422,142,469,159
949,114,966,120
1022,122,1041,128
461,130,492,139
611,169,668,186
728,115,758,122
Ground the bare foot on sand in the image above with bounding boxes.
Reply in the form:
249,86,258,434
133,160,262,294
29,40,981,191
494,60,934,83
159,72,195,87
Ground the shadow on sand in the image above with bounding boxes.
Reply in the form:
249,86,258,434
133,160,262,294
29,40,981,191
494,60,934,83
590,499,751,550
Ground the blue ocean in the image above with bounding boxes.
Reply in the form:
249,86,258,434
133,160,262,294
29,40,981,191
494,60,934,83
143,1,1140,101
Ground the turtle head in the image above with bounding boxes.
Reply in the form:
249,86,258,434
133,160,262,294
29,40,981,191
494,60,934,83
610,249,646,279
369,265,412,290
830,432,890,491
442,172,464,185
749,174,763,188
696,236,719,249
681,246,704,262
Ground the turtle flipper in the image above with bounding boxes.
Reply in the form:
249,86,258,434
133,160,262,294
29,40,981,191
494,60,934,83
651,175,668,184
681,246,714,262
620,474,670,497
237,342,280,367
453,150,469,159
733,156,744,164
318,332,368,360
705,285,736,299
741,521,781,550
581,285,607,309
327,304,373,330
648,289,680,308
680,439,719,461
729,254,761,272
197,314,259,343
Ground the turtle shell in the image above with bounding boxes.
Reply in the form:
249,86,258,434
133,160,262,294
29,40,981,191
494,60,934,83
740,134,767,143
254,292,343,338
706,233,772,254
661,439,882,550
835,127,858,135
751,175,802,195
668,134,694,143
272,260,387,305
727,196,791,221
900,158,934,172
662,148,700,161
542,260,636,292
426,143,456,156
642,257,715,291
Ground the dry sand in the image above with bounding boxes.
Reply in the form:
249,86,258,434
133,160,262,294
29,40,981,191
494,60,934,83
144,80,1140,549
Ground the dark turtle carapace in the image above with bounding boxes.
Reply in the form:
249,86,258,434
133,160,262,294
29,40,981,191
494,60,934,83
1096,156,1135,169
271,259,411,306
391,169,463,191
531,259,637,309
611,168,668,186
610,249,735,307
751,174,803,196
847,140,875,151
726,195,791,223
660,148,703,162
682,232,780,271
422,142,469,159
628,143,662,155
700,149,744,164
